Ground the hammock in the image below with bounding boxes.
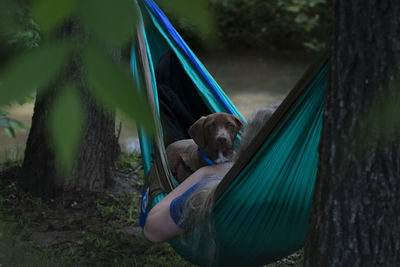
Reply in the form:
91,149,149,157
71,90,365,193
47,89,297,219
131,0,328,266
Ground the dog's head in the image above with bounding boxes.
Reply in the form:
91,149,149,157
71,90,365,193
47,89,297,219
188,113,244,163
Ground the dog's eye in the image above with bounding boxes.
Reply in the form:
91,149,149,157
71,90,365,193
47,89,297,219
226,123,235,131
207,123,216,132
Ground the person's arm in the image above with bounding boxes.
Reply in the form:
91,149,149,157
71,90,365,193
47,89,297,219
143,162,232,242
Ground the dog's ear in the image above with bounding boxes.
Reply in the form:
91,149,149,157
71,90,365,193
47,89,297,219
188,116,207,148
232,114,245,131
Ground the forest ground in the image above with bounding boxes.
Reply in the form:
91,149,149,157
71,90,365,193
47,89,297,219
0,152,303,266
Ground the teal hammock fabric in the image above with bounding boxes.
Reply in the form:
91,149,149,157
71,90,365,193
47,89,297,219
170,65,327,266
131,0,328,266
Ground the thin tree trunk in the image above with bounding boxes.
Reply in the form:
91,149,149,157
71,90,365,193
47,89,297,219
21,22,120,196
305,1,400,266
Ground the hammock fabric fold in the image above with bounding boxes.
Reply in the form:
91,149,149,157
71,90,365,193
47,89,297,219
131,0,329,266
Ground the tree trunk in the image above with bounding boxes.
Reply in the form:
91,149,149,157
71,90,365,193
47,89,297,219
21,22,120,196
305,1,400,266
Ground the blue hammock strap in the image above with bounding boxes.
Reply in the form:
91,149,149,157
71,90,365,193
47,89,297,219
198,146,216,166
139,187,150,228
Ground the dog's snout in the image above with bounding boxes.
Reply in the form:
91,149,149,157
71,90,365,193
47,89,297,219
217,136,227,144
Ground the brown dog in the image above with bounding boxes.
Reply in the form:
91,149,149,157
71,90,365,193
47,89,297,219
166,112,244,183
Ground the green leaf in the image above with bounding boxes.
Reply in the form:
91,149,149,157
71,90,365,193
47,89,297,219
5,127,15,138
158,0,214,38
32,0,78,34
295,13,308,24
78,0,137,46
49,85,85,171
8,120,24,131
83,47,154,132
0,42,71,107
309,0,327,8
287,6,301,12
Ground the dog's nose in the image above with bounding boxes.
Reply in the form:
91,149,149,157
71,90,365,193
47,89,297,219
217,136,227,144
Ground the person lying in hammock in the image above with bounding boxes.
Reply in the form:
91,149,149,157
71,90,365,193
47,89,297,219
143,103,279,243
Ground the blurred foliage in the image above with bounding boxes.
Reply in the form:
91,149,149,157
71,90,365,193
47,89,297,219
0,219,54,266
49,85,85,171
0,0,211,170
0,110,29,139
0,41,72,107
0,0,40,64
0,1,39,138
352,77,400,151
205,0,333,51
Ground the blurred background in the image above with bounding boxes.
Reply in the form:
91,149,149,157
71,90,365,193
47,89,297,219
0,0,333,160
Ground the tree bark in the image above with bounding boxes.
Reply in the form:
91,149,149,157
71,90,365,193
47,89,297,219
21,22,120,196
305,1,400,266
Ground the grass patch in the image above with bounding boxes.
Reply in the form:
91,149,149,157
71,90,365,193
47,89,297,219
268,249,304,266
118,151,142,173
0,152,194,267
1,144,24,165
0,218,56,267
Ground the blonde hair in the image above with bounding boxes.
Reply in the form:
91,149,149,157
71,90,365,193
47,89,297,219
178,178,221,230
176,178,221,265
234,102,280,161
